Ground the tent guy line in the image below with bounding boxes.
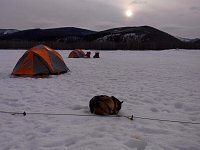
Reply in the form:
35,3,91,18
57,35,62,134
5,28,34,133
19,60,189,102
0,110,200,125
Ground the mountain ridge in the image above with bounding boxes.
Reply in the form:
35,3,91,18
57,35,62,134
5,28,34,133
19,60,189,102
0,26,199,50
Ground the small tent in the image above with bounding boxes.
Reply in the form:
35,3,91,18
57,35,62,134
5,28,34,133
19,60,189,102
12,44,70,77
68,49,85,58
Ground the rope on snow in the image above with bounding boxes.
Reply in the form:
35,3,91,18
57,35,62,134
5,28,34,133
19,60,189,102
0,110,200,125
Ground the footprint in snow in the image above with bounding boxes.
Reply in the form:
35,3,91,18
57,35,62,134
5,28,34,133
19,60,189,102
124,134,147,150
174,102,183,109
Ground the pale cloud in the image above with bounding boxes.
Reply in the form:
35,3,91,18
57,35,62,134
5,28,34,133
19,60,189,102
130,0,146,5
190,6,200,11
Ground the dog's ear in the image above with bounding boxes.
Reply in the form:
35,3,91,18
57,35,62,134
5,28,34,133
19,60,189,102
121,101,124,104
111,96,118,100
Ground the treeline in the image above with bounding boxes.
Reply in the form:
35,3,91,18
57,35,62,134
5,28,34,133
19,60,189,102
0,40,199,50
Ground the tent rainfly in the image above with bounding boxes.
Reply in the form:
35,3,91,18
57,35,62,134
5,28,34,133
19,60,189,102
68,49,85,58
11,44,70,77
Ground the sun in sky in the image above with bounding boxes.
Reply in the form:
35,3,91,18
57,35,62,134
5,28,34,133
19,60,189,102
125,10,133,17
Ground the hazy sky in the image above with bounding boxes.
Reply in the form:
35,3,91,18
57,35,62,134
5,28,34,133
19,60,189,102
0,0,200,38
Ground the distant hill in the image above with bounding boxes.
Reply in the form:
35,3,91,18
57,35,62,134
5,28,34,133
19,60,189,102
0,29,19,36
84,26,181,49
86,26,178,41
193,39,200,48
176,37,199,43
0,27,95,41
0,26,199,50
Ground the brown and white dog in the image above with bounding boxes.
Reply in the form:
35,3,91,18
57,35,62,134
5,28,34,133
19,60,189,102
89,95,123,115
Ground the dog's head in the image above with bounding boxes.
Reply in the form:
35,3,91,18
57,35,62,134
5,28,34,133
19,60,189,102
111,96,123,112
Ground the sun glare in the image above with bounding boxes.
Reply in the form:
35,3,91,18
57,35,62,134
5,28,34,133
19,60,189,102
125,10,133,17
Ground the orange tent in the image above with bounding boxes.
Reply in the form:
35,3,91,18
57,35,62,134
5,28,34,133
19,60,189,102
68,49,85,58
12,44,70,77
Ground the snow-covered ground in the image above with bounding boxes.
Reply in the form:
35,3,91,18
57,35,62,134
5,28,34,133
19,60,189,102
0,49,200,150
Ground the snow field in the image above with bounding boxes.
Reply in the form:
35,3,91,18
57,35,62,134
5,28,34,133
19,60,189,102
0,49,200,150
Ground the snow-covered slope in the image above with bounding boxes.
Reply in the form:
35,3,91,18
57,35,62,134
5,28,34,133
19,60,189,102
96,33,146,42
0,29,19,36
0,50,200,150
176,37,199,43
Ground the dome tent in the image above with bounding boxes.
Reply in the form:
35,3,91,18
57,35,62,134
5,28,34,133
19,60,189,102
12,44,70,77
68,49,85,58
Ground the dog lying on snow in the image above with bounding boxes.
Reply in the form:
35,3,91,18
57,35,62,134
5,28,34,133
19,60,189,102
89,95,123,115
